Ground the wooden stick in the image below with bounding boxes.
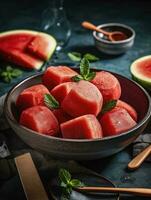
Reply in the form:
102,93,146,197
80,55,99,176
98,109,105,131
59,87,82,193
15,153,49,200
77,186,151,197
128,145,151,170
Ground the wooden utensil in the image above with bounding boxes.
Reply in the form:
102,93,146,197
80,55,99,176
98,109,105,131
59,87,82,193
82,21,127,41
77,186,151,197
128,144,151,170
15,153,49,200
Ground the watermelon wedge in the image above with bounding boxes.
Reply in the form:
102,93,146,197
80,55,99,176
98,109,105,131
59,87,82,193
27,32,56,61
0,30,56,69
130,55,151,91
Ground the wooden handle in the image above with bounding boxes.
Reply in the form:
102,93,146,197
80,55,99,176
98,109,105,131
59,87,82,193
81,21,109,36
128,145,151,170
77,186,151,197
15,153,49,200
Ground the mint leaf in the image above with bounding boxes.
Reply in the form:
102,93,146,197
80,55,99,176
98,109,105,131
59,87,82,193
11,69,22,77
80,57,90,78
4,76,11,83
59,169,71,184
6,66,13,72
101,100,117,114
71,75,83,82
85,71,96,81
70,179,85,187
84,53,99,62
44,94,60,109
0,66,22,83
68,52,82,62
58,169,85,199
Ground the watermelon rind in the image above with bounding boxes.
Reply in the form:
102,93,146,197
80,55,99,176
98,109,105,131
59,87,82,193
130,55,151,91
0,29,38,37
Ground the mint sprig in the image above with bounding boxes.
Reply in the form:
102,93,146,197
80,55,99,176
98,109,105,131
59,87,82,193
0,66,22,83
101,100,117,114
44,94,60,110
72,57,96,82
67,52,81,62
59,168,85,198
84,53,99,62
68,52,99,62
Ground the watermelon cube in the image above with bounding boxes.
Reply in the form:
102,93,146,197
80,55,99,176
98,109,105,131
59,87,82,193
51,82,76,103
42,66,78,89
61,114,103,139
62,80,103,117
116,100,137,121
53,109,72,123
91,71,121,103
16,84,50,111
19,106,59,136
100,107,137,137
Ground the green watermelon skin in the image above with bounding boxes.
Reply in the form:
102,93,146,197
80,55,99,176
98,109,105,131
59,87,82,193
132,74,151,91
130,55,151,91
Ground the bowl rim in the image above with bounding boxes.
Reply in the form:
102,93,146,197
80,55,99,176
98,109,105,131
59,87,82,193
4,69,151,143
93,23,136,44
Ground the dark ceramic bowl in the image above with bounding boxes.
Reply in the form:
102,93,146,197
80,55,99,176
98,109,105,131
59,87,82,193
93,23,135,55
4,69,151,160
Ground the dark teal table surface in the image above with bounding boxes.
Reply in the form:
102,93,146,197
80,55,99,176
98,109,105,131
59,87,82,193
0,0,151,199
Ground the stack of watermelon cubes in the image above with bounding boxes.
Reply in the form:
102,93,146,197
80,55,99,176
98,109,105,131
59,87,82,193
17,61,137,139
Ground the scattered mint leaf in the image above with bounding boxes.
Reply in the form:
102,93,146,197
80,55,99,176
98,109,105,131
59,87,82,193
59,168,71,184
6,66,13,72
84,53,99,62
58,168,85,199
101,100,117,114
0,66,22,83
11,69,22,77
80,57,90,78
85,71,96,81
68,52,82,62
70,179,85,187
68,52,99,62
44,94,60,110
71,75,83,82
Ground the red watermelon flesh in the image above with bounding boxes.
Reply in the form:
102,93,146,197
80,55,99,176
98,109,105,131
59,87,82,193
27,33,56,61
53,109,72,123
51,82,77,103
91,71,121,103
42,66,78,90
61,114,103,139
16,84,50,111
19,106,59,136
100,107,136,137
116,100,137,121
61,80,103,117
0,30,44,69
133,57,151,77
